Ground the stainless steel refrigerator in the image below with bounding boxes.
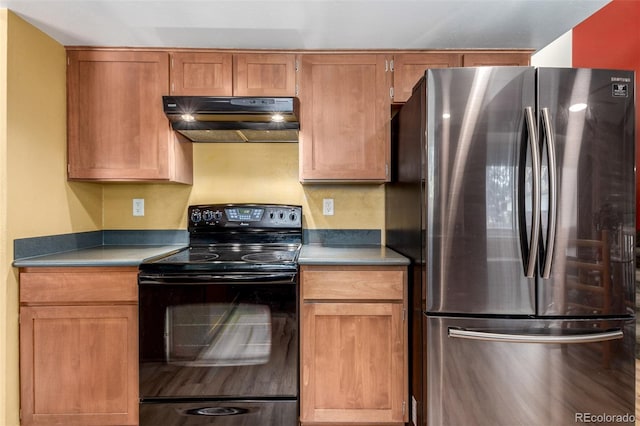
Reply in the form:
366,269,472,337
386,67,636,426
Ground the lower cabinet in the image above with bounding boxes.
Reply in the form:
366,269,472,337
300,265,408,425
19,267,139,426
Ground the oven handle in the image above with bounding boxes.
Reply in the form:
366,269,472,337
138,272,297,284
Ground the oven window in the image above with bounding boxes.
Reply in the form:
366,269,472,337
139,282,297,399
166,303,272,366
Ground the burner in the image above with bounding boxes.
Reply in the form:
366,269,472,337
189,252,220,262
241,251,296,263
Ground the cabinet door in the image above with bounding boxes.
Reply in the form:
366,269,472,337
392,53,461,103
233,53,297,96
298,54,391,181
462,52,531,67
170,51,233,95
20,305,138,426
301,302,406,424
67,50,192,183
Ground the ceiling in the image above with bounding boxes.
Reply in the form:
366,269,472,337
0,0,610,51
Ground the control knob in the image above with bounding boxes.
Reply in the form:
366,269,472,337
213,211,223,220
289,213,297,222
191,209,202,223
202,210,214,222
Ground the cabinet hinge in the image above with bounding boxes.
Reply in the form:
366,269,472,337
385,59,389,72
170,56,174,69
295,84,299,97
385,163,389,177
389,87,394,100
402,400,406,416
295,58,299,72
171,82,175,94
390,59,394,72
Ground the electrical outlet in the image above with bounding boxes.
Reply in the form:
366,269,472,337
322,198,334,216
133,198,145,216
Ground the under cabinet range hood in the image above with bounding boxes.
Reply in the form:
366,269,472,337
163,96,300,143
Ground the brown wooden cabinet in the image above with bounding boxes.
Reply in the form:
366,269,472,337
170,51,297,96
300,265,408,425
67,49,192,183
298,54,391,182
392,52,461,103
19,267,139,426
233,53,297,96
170,51,233,95
461,51,531,67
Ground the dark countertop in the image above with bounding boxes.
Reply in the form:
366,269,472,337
299,245,409,266
13,244,410,268
12,245,185,268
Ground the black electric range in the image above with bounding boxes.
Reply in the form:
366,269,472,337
138,203,302,426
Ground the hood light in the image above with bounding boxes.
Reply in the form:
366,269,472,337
271,113,285,123
181,113,196,122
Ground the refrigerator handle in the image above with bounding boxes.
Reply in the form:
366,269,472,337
524,106,541,278
449,327,623,344
540,107,557,279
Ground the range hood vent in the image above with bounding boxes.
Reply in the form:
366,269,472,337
163,96,300,143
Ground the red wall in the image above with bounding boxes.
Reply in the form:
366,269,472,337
572,0,640,229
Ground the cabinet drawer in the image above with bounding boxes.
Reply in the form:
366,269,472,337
301,266,405,301
20,267,138,304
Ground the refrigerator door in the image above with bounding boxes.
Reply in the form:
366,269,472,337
426,67,537,315
537,68,635,317
425,315,635,426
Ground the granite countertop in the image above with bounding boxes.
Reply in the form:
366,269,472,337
299,245,409,266
12,245,185,268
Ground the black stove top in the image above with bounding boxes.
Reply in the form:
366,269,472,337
140,204,302,274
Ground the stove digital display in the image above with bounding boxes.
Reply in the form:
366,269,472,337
226,207,264,221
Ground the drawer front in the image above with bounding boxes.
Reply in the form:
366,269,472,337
301,266,405,301
20,268,138,304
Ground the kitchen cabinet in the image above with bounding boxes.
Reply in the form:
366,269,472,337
170,51,297,96
461,51,531,66
170,51,233,95
67,49,193,183
19,267,139,426
300,265,408,425
392,52,461,103
298,54,391,182
391,51,532,103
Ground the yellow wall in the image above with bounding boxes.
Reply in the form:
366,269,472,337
103,143,386,231
0,10,8,425
1,10,102,425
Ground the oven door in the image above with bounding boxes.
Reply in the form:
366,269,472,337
138,271,298,400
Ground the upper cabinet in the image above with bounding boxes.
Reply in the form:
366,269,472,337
67,49,193,183
392,52,461,103
461,51,531,67
170,52,297,96
170,52,233,95
391,51,531,103
233,53,297,96
298,54,391,182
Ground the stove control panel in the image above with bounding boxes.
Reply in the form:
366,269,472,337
189,204,302,229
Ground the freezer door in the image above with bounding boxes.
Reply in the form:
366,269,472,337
537,68,635,317
425,315,635,426
426,67,537,315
